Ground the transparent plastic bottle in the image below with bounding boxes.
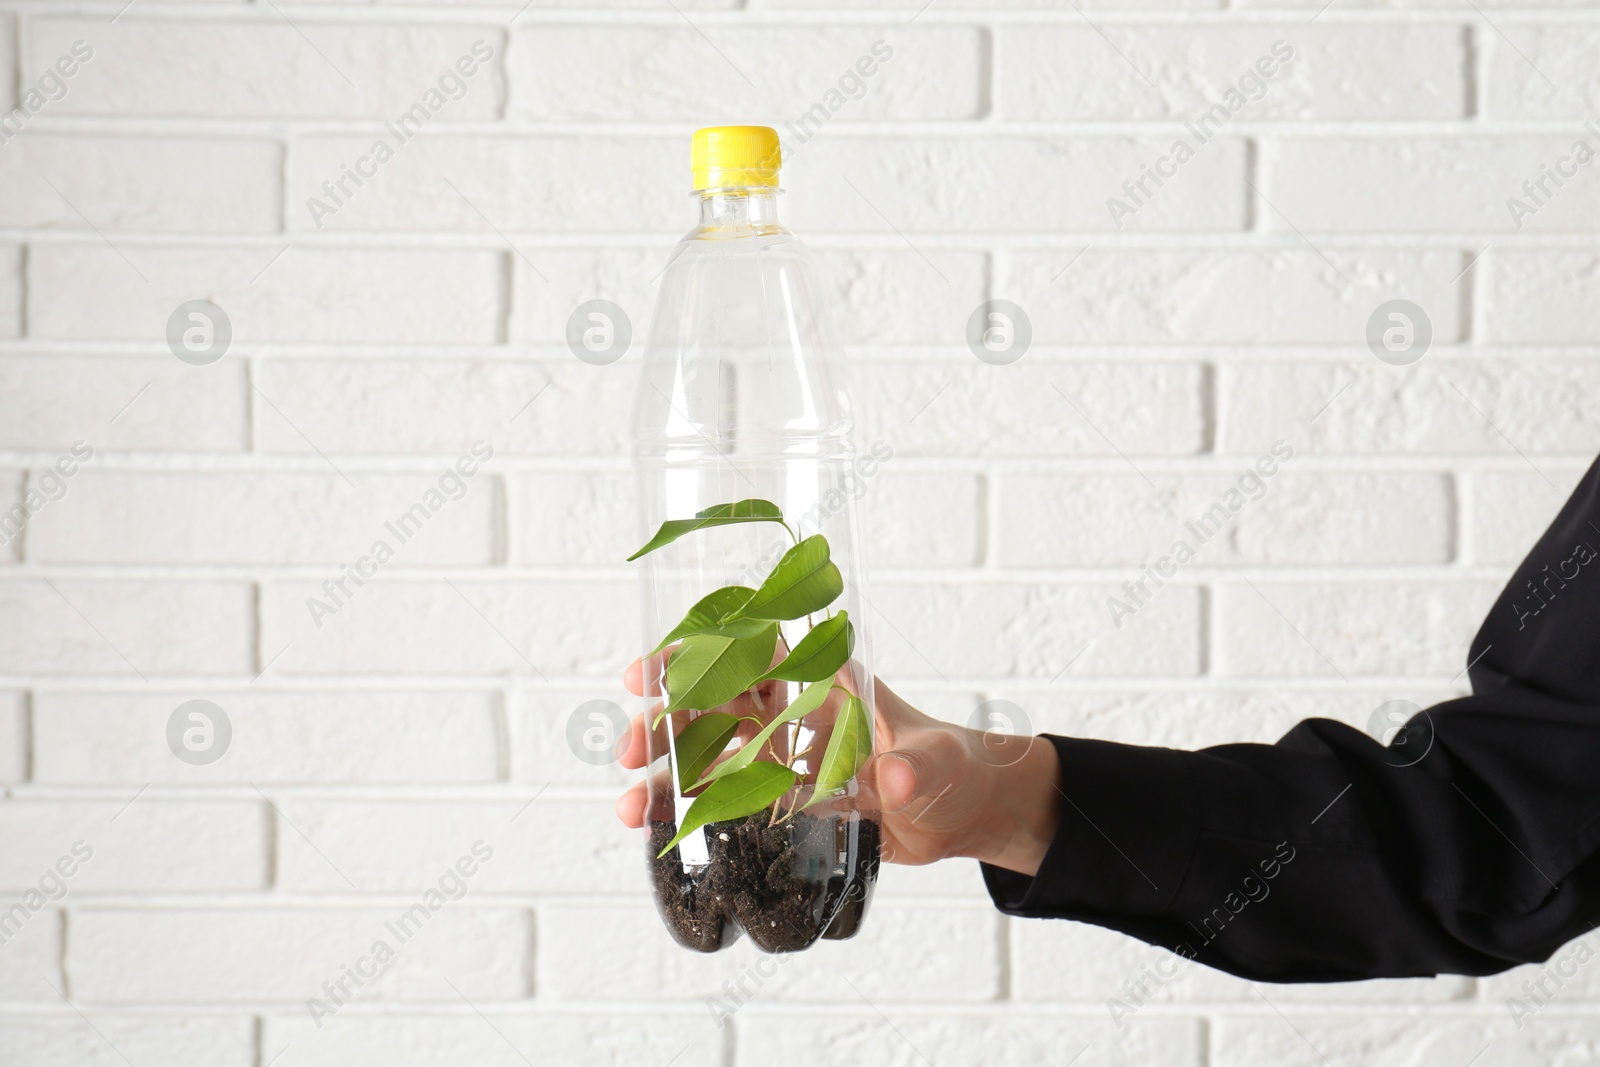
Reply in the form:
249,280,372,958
629,126,879,953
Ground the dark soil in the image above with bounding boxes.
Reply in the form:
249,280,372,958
649,811,879,954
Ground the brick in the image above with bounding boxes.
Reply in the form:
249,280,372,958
254,359,629,457
511,687,638,788
0,908,61,999
1266,137,1600,233
0,17,11,112
526,465,985,572
303,132,1229,235
0,691,23,781
996,471,1454,567
1008,248,1463,345
299,0,733,4
0,244,18,338
1481,931,1600,1004
299,0,734,4
0,799,266,892
1219,361,1600,457
785,135,1249,233
858,363,1206,458
1483,250,1600,343
0,1017,254,1067
1014,917,1469,1005
866,471,984,567
290,134,681,233
1,472,18,563
537,902,999,1002
740,1010,1201,1066
872,853,992,900
276,800,633,895
509,247,660,346
259,579,636,677
27,471,499,566
998,27,1466,120
0,356,247,453
262,1012,727,1067
1464,468,1589,567
819,249,989,346
1215,1015,1600,1066
507,469,635,566
510,247,988,347
987,687,1464,753
32,690,500,785
774,0,1221,7
0,581,252,677
508,27,983,122
69,907,529,1002
872,580,1203,679
1485,26,1600,120
0,136,280,232
1243,0,1596,7
28,245,504,344
1214,581,1500,678
26,20,504,119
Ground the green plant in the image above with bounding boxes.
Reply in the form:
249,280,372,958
629,499,872,858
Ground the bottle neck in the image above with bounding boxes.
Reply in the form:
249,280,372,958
695,188,781,232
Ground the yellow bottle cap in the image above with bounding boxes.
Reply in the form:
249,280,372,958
691,125,781,191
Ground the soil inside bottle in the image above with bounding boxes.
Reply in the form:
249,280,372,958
649,810,879,953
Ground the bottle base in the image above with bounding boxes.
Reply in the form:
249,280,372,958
648,811,879,954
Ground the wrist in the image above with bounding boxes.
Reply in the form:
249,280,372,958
961,733,1063,877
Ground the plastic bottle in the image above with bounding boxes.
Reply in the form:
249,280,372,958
628,126,880,953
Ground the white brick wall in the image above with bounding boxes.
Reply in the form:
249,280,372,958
0,1,1596,1065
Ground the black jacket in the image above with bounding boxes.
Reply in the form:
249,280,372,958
983,456,1600,981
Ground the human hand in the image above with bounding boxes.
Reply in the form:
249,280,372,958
613,663,1062,877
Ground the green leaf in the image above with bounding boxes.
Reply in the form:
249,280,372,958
762,612,853,683
672,712,742,793
657,762,798,858
627,499,788,561
804,694,872,810
693,679,836,789
728,535,843,622
657,624,778,724
649,586,769,656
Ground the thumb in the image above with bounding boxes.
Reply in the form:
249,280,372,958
872,730,968,814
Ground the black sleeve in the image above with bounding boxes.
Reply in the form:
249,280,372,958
982,455,1600,982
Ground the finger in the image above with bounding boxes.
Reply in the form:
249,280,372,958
615,781,648,828
624,647,676,698
872,729,967,814
617,712,649,769
873,752,919,814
